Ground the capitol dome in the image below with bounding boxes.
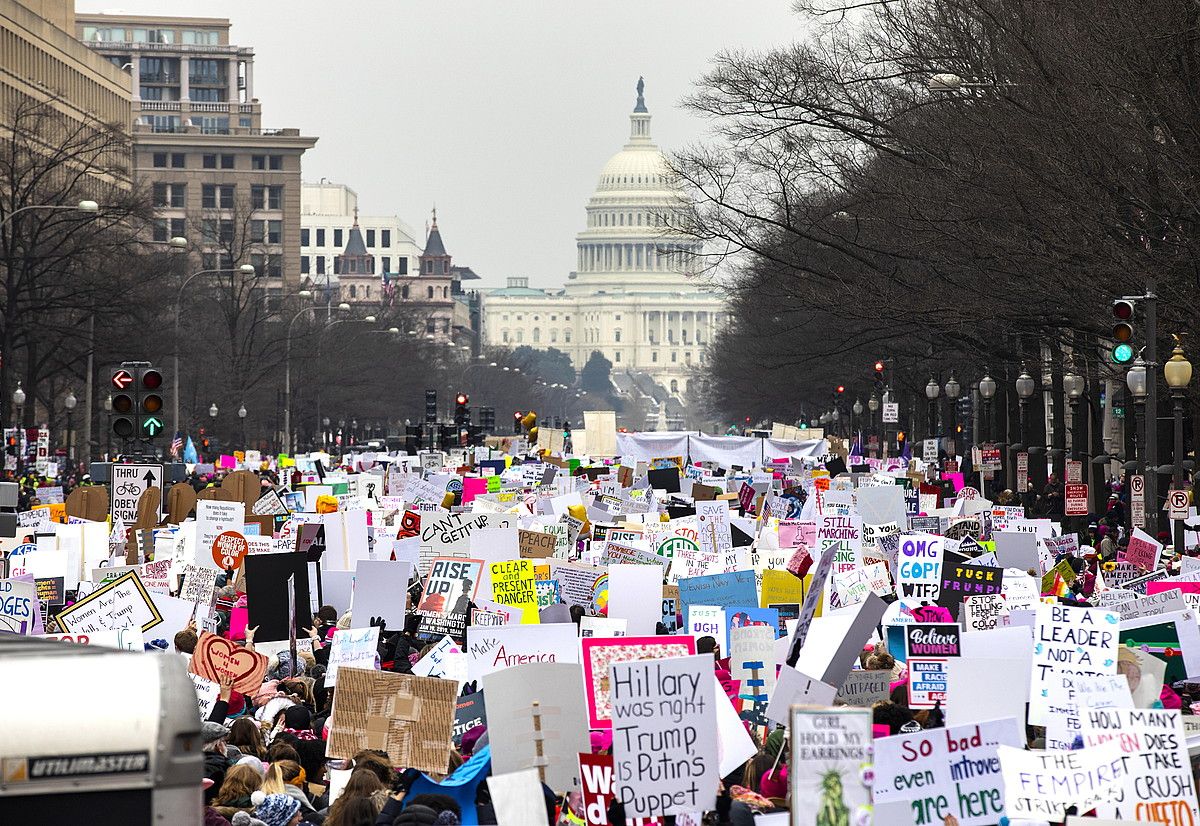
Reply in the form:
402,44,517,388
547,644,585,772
567,78,700,296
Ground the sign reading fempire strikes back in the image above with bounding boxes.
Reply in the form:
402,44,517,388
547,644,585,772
109,463,164,524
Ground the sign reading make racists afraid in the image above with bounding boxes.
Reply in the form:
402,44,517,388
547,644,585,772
244,551,312,642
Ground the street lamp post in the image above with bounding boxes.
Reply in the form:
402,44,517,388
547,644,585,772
173,264,255,439
0,200,99,229
1127,357,1149,533
1015,368,1036,494
1164,340,1193,552
978,373,997,444
925,377,940,439
867,394,880,455
282,290,317,455
63,390,77,463
238,403,247,451
945,375,961,455
11,383,24,470
852,399,863,442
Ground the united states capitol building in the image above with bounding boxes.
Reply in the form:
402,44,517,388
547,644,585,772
482,80,726,401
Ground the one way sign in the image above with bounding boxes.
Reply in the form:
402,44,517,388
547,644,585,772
109,462,165,524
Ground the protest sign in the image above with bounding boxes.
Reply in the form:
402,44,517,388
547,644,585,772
729,624,776,711
517,529,558,559
608,563,666,637
579,753,622,826
465,622,581,682
898,533,943,601
411,635,466,682
998,742,1129,820
789,707,873,826
0,577,39,634
416,557,482,639
581,636,697,728
189,631,268,693
610,654,717,819
835,669,892,707
1028,603,1120,726
1124,528,1161,572
325,626,381,687
350,560,412,628
1044,673,1134,752
873,717,1023,826
327,667,456,773
1079,707,1200,822
962,594,1009,632
55,570,162,635
489,559,540,623
38,629,140,650
906,623,960,709
482,662,591,790
180,563,217,605
243,552,311,643
452,692,486,748
195,500,243,571
488,768,548,825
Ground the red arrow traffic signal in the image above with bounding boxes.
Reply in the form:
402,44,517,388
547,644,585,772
111,369,133,390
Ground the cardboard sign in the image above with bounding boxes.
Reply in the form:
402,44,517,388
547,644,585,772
55,570,162,635
517,529,558,559
180,564,218,605
189,631,268,693
581,636,697,729
962,594,1010,632
610,654,717,818
874,717,1023,826
790,707,873,826
1124,528,1161,572
327,667,456,773
835,669,892,707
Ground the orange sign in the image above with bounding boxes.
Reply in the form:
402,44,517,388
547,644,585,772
212,530,249,570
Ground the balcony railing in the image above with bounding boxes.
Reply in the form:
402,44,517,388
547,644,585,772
189,101,231,112
139,100,180,111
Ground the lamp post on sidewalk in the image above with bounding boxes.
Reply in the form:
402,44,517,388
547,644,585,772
1164,339,1193,552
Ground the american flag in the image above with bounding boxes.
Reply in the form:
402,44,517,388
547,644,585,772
170,431,183,458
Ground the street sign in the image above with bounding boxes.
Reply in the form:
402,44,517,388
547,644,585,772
1017,452,1029,493
980,444,1001,470
1065,483,1089,516
1169,488,1190,521
108,462,165,524
1130,474,1145,528
34,427,49,476
882,403,899,424
922,439,938,463
1066,460,1082,484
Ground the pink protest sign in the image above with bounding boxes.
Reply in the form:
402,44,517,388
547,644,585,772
461,476,488,505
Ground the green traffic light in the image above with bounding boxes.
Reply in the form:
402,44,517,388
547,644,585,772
1112,343,1135,364
141,416,164,437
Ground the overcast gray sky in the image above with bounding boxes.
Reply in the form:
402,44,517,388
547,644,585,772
80,1,803,287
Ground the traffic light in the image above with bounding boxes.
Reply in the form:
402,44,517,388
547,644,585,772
454,393,470,428
111,367,136,440
479,406,495,434
873,360,885,376
514,411,524,434
138,367,165,440
1111,300,1136,364
835,385,845,396
425,389,438,424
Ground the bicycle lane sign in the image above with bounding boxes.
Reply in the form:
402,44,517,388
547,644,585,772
109,463,165,524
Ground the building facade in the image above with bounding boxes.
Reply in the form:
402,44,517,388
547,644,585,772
482,81,725,397
302,181,482,346
0,0,131,185
75,12,317,296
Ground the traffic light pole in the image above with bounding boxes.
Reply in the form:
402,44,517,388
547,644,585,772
1145,277,1158,539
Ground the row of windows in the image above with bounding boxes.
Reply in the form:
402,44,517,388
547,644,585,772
500,329,573,345
152,152,282,170
300,256,410,276
140,115,251,133
301,228,392,248
3,29,129,127
81,26,221,45
199,252,281,277
502,313,572,323
579,242,699,272
587,210,681,228
340,282,451,303
152,183,284,210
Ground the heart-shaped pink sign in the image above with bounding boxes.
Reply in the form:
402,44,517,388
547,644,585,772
190,631,267,694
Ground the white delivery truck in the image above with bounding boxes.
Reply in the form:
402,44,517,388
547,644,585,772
0,635,204,823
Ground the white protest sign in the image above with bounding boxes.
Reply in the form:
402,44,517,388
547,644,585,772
790,707,873,826
998,742,1129,820
195,500,243,571
324,626,380,687
1028,603,1120,726
54,570,162,636
897,533,942,602
610,654,717,819
873,717,1023,826
465,623,580,682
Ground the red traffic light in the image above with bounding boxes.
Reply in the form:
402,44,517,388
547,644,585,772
140,369,163,389
111,369,133,390
836,385,845,394
1112,300,1134,321
874,361,884,373
514,411,523,419
456,393,469,406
